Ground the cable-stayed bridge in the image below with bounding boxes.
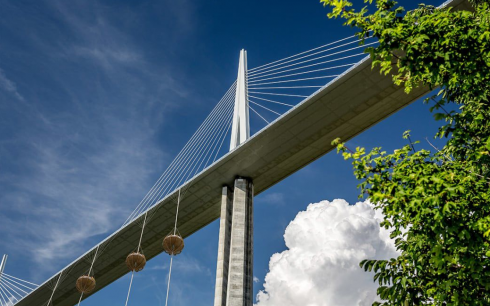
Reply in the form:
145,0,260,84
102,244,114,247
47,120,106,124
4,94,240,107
0,0,472,305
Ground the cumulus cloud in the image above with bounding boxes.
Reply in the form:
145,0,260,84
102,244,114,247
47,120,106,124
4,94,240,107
255,199,399,306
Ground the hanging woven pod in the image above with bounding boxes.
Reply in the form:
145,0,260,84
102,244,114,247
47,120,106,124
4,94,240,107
162,231,184,255
76,275,96,294
126,252,147,272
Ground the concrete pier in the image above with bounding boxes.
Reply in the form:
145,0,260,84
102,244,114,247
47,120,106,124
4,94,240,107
214,178,253,306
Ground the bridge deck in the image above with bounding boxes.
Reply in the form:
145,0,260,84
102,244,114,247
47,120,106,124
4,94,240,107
15,0,471,304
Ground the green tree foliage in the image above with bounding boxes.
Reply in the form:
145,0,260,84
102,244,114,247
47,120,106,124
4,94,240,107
321,0,490,304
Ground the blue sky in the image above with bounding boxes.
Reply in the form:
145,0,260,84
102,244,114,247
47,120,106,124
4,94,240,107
0,0,446,305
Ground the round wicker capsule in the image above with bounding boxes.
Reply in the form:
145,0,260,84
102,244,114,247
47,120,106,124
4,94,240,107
126,252,147,272
162,234,184,255
76,275,96,294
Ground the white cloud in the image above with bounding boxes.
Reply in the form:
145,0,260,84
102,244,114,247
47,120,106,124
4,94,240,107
0,0,192,281
0,68,24,101
258,192,285,206
255,199,399,306
149,255,210,275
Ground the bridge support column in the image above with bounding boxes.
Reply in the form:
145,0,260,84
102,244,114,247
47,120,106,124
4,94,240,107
214,178,253,306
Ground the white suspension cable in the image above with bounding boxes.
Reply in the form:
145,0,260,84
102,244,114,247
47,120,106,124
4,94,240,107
124,81,237,223
248,86,322,90
164,255,174,306
123,211,148,306
248,95,294,107
174,99,236,199
213,120,233,162
248,92,309,98
123,83,236,224
248,37,373,75
0,283,9,306
249,105,270,124
248,52,365,80
248,75,338,86
164,189,182,306
249,63,356,83
77,246,100,306
0,282,17,301
248,34,358,73
124,82,237,223
0,279,22,299
158,91,236,199
140,82,236,207
124,272,134,306
203,112,235,170
249,42,377,81
0,275,35,292
1,278,29,295
46,271,63,306
249,101,282,116
142,98,234,220
148,92,236,209
0,273,38,288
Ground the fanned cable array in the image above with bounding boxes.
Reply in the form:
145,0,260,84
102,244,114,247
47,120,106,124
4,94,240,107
246,34,376,130
123,34,377,225
123,81,238,225
0,272,38,306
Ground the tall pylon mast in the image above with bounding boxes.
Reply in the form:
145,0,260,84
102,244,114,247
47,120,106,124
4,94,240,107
229,49,250,151
0,254,7,278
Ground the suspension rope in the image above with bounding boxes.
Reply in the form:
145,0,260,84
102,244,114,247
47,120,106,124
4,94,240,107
124,272,135,306
203,113,235,171
123,85,236,227
0,273,38,288
248,34,358,73
249,105,270,124
248,37,372,75
248,52,365,80
0,281,19,302
248,95,294,107
248,86,322,90
46,271,63,306
1,277,29,295
213,120,233,162
123,211,148,306
249,101,282,116
159,95,234,203
249,75,338,86
0,279,22,300
77,245,100,306
124,82,236,224
249,63,356,83
164,189,182,306
177,102,236,198
0,274,35,292
163,93,236,201
125,83,237,223
0,283,9,306
164,255,174,306
248,92,309,98
249,41,377,81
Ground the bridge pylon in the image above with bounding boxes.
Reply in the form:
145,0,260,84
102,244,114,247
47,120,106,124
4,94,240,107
215,50,254,306
0,254,7,276
229,49,250,151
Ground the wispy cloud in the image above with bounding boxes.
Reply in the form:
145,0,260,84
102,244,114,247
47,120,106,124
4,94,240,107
0,0,194,282
149,255,210,275
0,68,24,101
258,192,285,206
